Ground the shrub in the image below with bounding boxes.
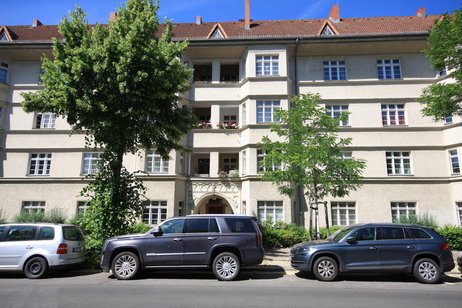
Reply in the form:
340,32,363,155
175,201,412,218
0,208,7,224
437,225,462,251
130,222,152,234
13,209,66,224
398,213,439,228
46,208,66,224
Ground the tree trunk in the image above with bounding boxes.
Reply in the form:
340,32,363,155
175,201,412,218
308,205,313,241
109,149,124,212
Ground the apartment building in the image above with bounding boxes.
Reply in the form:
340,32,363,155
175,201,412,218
0,3,461,227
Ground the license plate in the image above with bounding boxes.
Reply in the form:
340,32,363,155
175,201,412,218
73,247,82,253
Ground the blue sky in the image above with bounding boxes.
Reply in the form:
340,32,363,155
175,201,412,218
0,0,460,26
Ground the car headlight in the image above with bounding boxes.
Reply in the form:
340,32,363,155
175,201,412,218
299,246,313,253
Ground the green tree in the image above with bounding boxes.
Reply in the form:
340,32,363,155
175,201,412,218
260,93,366,240
22,0,196,252
420,9,462,119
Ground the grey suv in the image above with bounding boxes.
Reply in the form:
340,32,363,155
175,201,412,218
0,223,85,278
100,215,264,281
291,223,454,284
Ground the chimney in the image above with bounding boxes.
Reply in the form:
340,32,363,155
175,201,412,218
32,19,43,27
196,16,202,25
328,4,340,23
245,0,251,30
416,7,426,17
109,11,117,22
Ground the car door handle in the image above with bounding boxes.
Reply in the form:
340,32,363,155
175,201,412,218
407,246,415,249
173,238,183,242
369,246,378,250
26,245,33,249
208,237,217,241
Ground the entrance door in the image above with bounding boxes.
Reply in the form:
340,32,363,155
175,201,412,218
207,204,225,214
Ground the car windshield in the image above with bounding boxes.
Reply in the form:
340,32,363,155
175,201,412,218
327,225,355,242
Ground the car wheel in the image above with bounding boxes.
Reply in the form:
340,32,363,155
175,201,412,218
313,256,338,281
413,258,440,284
213,252,240,281
24,256,48,279
112,251,140,280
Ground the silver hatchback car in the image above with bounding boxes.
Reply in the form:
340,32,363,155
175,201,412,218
0,223,85,278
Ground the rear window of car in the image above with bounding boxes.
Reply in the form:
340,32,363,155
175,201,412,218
224,218,255,233
6,226,38,241
377,227,405,240
62,226,84,241
184,218,219,233
407,228,432,239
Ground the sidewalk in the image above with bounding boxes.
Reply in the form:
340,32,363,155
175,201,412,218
256,248,462,277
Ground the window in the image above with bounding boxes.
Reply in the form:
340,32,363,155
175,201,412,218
22,201,46,214
223,157,237,172
256,55,279,76
220,64,239,82
197,158,210,175
193,64,212,82
323,61,346,80
0,62,8,83
377,59,401,79
242,151,246,175
159,218,184,234
381,104,405,126
6,225,38,241
377,226,405,240
350,227,375,241
82,153,101,175
146,151,169,174
391,202,416,223
184,218,219,233
224,217,256,233
257,201,283,223
408,228,431,239
449,149,460,174
257,150,281,173
331,202,356,226
29,153,52,175
242,103,247,126
38,226,55,240
256,101,280,123
179,152,188,175
76,201,89,215
325,105,349,126
386,152,411,175
457,202,462,226
143,201,167,225
34,113,56,129
0,32,8,41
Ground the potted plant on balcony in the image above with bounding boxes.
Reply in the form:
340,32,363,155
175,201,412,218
197,121,212,129
217,121,238,129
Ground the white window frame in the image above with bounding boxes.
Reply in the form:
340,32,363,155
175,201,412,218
22,201,46,214
143,200,167,225
34,113,56,129
223,157,237,172
331,202,356,226
377,59,401,80
457,202,462,226
82,152,101,175
242,103,246,126
257,201,283,223
386,152,412,175
391,202,416,223
76,201,89,215
0,62,8,83
257,150,281,174
323,60,346,81
242,151,246,176
381,104,406,126
256,101,280,123
28,153,52,176
256,55,279,76
449,149,460,174
146,150,169,174
325,104,349,126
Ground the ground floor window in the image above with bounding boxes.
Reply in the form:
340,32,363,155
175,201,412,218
331,202,356,226
22,201,45,214
391,202,416,223
457,202,462,226
257,201,283,223
76,201,89,215
143,201,167,225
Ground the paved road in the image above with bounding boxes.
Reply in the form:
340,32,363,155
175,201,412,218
0,269,461,308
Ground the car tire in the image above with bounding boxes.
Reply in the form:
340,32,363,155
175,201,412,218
24,256,48,279
111,251,140,280
313,256,338,281
212,252,240,281
413,258,440,284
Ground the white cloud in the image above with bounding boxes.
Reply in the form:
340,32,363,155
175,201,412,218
298,0,333,19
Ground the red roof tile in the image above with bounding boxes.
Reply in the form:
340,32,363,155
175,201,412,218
0,15,441,43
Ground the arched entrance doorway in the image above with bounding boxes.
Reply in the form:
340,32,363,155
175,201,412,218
193,194,234,214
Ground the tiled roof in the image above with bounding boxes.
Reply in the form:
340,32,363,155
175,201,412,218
1,15,441,43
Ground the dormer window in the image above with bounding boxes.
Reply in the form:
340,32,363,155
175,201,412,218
321,25,336,36
211,28,224,39
0,32,8,41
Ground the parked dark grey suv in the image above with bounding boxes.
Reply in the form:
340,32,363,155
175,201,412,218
291,223,454,283
100,215,264,281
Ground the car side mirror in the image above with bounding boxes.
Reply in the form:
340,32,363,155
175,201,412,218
346,236,357,244
151,227,163,237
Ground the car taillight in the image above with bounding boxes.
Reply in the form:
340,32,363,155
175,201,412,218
57,243,68,254
439,243,449,251
255,225,262,247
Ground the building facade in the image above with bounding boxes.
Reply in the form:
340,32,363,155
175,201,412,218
1,4,461,227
